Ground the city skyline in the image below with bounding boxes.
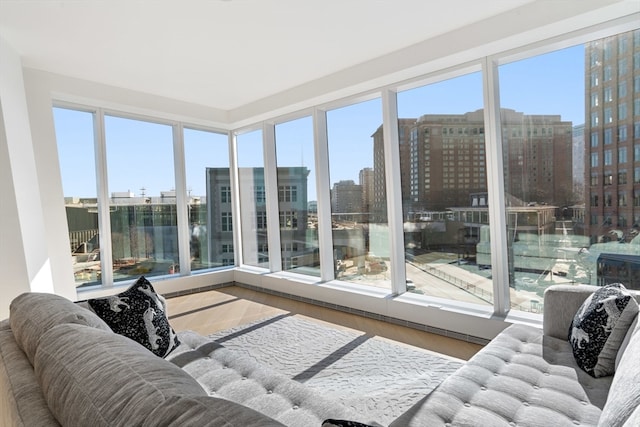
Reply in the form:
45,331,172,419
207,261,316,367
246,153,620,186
56,45,586,201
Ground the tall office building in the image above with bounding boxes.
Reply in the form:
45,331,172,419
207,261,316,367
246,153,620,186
585,29,640,243
331,180,363,213
372,109,573,216
207,167,310,267
359,167,374,213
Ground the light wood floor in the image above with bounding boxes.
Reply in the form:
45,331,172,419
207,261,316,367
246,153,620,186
165,286,483,361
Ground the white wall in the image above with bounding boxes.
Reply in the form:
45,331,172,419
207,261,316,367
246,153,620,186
0,37,70,318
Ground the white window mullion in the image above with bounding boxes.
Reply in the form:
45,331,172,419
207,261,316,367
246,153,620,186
482,56,510,315
381,89,406,295
313,108,334,282
263,122,282,272
93,108,113,286
229,131,243,267
173,123,191,275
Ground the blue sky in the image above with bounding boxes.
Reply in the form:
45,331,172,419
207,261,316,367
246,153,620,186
55,44,585,201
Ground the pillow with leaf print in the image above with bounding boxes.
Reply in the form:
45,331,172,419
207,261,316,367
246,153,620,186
88,276,180,358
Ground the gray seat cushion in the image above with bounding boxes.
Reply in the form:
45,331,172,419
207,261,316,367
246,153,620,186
168,330,367,427
143,395,287,427
34,323,206,427
597,320,640,427
0,320,60,427
390,324,608,427
10,292,111,365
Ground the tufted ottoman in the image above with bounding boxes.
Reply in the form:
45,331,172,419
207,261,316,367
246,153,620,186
167,330,375,427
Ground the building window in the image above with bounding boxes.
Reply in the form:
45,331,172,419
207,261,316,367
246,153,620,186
618,103,627,120
604,128,612,144
278,185,298,203
605,193,613,207
604,66,612,81
591,194,599,206
591,73,599,88
591,152,599,167
221,244,234,253
618,169,628,185
618,191,627,207
635,76,640,93
604,107,613,123
635,167,640,184
618,126,628,142
604,87,613,102
590,132,598,147
279,211,298,230
604,150,613,166
635,144,640,161
635,189,640,207
591,112,599,127
604,172,613,185
591,93,599,107
255,186,266,204
618,58,628,76
221,212,233,232
590,173,598,186
635,123,640,139
220,186,231,203
257,211,267,230
619,147,628,164
618,81,627,98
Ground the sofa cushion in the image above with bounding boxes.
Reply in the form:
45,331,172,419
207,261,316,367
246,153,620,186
389,324,606,427
34,323,206,427
597,322,640,427
0,320,60,427
568,283,638,377
88,276,180,358
143,395,287,427
10,292,112,365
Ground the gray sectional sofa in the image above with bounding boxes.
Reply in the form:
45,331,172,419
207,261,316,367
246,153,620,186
1,284,638,427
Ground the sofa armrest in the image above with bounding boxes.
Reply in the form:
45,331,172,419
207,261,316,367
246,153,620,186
543,284,598,340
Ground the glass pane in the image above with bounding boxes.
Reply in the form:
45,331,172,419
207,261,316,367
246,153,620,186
54,107,102,288
275,117,320,276
499,28,640,314
237,130,268,268
105,116,178,281
397,72,492,306
327,98,390,290
184,128,233,270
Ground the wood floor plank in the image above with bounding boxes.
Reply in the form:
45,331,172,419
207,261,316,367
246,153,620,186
166,286,483,361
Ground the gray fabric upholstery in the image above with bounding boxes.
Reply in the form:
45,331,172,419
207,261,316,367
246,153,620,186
168,330,367,427
10,292,111,365
0,320,60,427
143,395,287,427
597,319,640,427
389,324,607,427
543,285,596,340
34,323,206,427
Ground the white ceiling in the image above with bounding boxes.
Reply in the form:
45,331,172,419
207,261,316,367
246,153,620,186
0,0,536,111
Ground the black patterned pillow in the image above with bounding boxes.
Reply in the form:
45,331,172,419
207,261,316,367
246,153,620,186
322,420,379,427
568,283,638,377
88,276,180,358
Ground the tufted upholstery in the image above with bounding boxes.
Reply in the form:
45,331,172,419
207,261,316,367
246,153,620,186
389,284,640,427
167,330,371,427
389,324,608,427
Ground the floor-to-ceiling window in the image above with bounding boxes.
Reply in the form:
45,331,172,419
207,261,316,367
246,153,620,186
183,128,233,270
396,72,492,305
496,29,640,313
275,116,321,276
54,107,102,288
236,129,269,268
326,98,391,290
105,115,179,282
53,25,639,312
